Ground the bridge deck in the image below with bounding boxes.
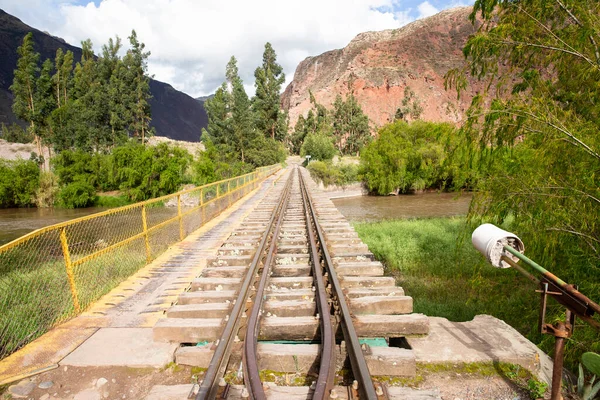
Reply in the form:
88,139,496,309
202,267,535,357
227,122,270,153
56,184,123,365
1,165,552,400
0,169,285,384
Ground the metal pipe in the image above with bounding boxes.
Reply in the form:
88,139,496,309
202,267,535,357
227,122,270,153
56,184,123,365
503,245,567,286
503,245,600,316
500,255,539,284
550,310,571,400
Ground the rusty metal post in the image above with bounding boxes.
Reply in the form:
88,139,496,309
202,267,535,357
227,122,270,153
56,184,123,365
550,310,571,400
177,194,184,241
59,227,81,313
142,205,151,263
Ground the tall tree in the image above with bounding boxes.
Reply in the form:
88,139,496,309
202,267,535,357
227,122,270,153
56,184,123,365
253,43,286,141
35,59,56,151
332,93,371,155
203,83,231,147
226,56,254,162
125,30,152,144
10,33,43,160
71,39,111,151
100,36,129,145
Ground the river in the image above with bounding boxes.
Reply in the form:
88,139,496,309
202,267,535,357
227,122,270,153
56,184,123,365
332,192,472,222
0,207,107,246
0,192,472,246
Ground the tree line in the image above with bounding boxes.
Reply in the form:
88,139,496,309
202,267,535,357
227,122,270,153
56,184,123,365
9,31,152,161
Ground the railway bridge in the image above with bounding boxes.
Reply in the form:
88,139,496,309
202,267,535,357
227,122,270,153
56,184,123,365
0,164,550,400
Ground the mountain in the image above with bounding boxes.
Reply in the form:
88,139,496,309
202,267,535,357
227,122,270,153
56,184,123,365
0,9,207,142
196,95,214,103
281,7,484,129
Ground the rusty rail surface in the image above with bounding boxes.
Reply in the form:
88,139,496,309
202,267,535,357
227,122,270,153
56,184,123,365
196,168,293,399
196,166,383,399
242,169,294,400
298,169,381,400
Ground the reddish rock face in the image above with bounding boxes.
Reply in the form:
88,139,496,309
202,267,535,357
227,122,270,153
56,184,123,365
281,7,484,130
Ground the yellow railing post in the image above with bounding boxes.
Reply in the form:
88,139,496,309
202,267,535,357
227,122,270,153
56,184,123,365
142,205,151,263
59,228,81,313
217,183,220,198
177,194,184,241
200,187,205,225
227,180,231,207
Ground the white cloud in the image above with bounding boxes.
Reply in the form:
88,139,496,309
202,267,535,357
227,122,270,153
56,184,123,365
417,1,439,18
0,0,467,97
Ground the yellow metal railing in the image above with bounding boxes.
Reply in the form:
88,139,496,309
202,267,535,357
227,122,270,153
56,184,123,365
0,164,280,361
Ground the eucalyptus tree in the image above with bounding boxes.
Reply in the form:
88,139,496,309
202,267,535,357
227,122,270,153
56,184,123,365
446,0,600,276
253,42,286,141
332,93,370,155
10,33,43,159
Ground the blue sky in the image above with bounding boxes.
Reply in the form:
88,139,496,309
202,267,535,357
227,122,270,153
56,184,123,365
0,0,474,97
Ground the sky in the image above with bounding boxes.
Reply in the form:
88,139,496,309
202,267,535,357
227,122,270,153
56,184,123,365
0,0,473,98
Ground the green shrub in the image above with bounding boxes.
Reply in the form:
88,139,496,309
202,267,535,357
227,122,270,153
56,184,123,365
52,149,114,192
245,137,287,167
58,180,96,208
307,161,340,187
307,161,359,188
359,121,461,194
36,171,59,207
0,123,32,143
300,132,337,161
0,159,40,208
112,142,192,202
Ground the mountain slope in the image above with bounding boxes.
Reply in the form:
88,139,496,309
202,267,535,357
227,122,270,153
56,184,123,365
281,7,483,129
0,9,207,142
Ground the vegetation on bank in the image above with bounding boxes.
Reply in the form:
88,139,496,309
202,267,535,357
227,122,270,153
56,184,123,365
1,36,288,210
9,31,153,157
306,160,358,189
201,43,288,172
358,120,476,194
354,217,600,372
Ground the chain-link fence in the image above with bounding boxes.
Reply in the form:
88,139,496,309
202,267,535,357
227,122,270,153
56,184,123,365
0,164,280,363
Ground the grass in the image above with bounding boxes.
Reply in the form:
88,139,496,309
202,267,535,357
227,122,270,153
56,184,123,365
353,217,600,372
354,217,539,332
94,193,132,208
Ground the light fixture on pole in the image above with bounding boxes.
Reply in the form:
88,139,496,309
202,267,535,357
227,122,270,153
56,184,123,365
472,223,600,400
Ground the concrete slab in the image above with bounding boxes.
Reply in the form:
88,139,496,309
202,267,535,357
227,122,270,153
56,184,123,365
144,384,196,400
0,325,96,385
407,315,553,384
61,328,177,368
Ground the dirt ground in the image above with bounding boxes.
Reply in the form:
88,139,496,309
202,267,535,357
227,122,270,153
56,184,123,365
3,365,198,400
420,373,533,400
4,367,544,400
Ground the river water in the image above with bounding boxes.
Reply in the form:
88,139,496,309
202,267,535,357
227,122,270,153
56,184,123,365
0,192,472,246
332,192,472,222
0,207,106,245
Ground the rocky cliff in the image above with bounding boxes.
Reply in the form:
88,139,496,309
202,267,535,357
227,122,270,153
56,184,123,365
0,9,207,142
281,7,482,129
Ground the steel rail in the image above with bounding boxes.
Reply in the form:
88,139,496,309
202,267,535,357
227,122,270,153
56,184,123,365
242,170,295,400
298,169,381,400
299,168,336,399
195,170,293,400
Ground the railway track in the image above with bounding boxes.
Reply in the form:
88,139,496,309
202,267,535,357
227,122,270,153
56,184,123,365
154,166,430,399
